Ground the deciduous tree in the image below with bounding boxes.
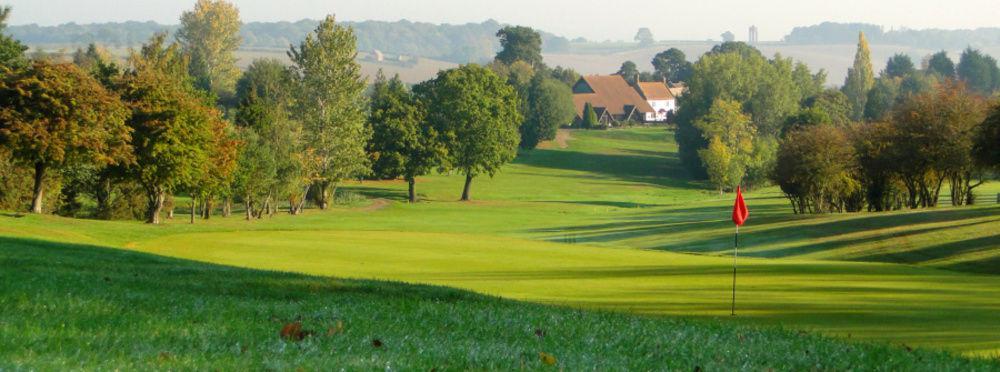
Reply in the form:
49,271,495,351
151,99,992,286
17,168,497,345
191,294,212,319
521,76,574,149
843,32,875,121
176,0,242,102
651,48,692,83
495,26,543,68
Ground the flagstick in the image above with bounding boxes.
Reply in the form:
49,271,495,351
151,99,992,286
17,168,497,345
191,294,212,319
731,224,738,316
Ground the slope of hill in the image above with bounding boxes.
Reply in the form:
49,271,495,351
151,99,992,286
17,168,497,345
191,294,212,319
2,128,999,362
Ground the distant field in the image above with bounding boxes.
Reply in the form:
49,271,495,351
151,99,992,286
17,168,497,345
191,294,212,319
3,128,999,360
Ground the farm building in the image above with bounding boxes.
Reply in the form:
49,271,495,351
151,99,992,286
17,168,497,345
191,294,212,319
572,75,679,126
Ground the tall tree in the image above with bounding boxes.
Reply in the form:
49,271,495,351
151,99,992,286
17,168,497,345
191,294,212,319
926,51,955,78
883,53,915,79
368,71,445,202
495,26,543,68
0,61,132,213
616,61,640,84
0,6,27,70
957,48,1000,95
773,125,861,214
580,102,598,129
843,32,875,121
651,48,693,83
520,76,575,149
694,99,755,192
417,64,521,201
634,28,655,47
289,16,370,210
176,0,242,102
122,35,218,224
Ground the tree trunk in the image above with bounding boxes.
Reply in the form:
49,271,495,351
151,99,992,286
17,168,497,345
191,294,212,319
145,188,164,224
316,182,330,210
30,162,45,213
222,197,231,217
189,197,196,224
407,177,416,203
461,173,473,201
96,175,112,219
203,197,213,220
245,198,252,221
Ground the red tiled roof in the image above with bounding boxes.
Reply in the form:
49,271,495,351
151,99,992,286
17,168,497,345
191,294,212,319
636,82,675,100
573,75,654,118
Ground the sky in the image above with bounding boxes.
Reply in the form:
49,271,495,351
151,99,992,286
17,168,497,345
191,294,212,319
4,0,1000,41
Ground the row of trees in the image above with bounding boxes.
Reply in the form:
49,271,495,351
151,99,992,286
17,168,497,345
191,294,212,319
0,2,561,222
615,48,693,84
675,35,999,213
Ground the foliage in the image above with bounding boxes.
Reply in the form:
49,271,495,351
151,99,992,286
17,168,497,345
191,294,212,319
651,48,693,83
495,26,543,68
851,121,907,212
974,104,1000,171
0,6,28,70
864,77,900,121
634,28,655,46
615,60,639,84
926,51,956,79
773,125,861,214
694,99,755,192
721,31,735,42
957,48,1000,95
883,53,914,79
520,76,575,149
416,64,521,201
0,61,131,213
289,15,371,210
842,32,874,121
367,71,444,202
580,102,598,129
176,0,243,103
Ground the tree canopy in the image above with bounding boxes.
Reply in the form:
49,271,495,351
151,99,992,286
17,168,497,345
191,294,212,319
495,26,544,68
176,0,243,102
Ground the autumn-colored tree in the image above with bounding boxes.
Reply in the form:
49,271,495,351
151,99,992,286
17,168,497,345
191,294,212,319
289,15,370,210
773,125,861,214
121,35,218,224
176,0,242,102
843,32,875,121
417,64,522,201
0,61,132,213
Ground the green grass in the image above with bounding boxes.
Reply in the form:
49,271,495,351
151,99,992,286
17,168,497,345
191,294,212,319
2,127,999,367
3,237,998,370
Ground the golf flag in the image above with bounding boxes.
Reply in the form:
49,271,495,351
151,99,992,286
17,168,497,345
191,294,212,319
732,186,749,226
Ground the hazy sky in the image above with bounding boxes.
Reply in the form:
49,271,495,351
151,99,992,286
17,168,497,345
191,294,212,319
5,0,1000,41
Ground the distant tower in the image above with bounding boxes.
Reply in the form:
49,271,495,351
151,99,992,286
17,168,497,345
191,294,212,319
749,26,759,45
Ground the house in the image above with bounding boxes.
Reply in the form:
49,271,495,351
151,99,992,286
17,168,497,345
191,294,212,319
635,82,677,122
572,75,654,127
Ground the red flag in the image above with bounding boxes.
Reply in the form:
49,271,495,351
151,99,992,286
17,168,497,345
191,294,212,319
732,186,749,226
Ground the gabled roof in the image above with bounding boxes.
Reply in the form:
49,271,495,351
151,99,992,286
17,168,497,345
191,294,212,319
636,82,675,101
573,75,654,118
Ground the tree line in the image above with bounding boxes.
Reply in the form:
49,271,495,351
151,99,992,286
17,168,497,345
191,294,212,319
675,34,1000,213
0,1,577,222
784,22,1000,51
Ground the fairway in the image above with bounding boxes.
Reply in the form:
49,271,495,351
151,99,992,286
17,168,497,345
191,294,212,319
2,127,999,358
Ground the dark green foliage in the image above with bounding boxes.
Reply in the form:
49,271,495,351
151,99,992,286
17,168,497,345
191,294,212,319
0,6,27,70
708,41,762,58
773,125,861,214
580,102,598,129
864,78,900,121
367,72,444,202
883,54,915,79
957,48,1000,95
495,26,543,68
416,64,521,201
974,104,1000,170
615,60,639,84
547,65,581,87
520,77,575,149
926,51,956,78
652,48,693,83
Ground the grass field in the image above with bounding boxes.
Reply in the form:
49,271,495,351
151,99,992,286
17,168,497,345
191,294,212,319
2,127,999,367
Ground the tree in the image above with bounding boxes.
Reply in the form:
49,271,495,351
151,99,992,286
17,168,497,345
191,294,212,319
368,72,445,202
634,28,655,47
289,15,370,210
773,125,861,214
121,35,218,224
694,99,755,192
235,58,305,215
974,104,1000,171
616,60,639,84
843,32,875,121
581,102,599,129
0,61,132,214
957,48,1000,95
721,31,735,42
652,48,693,83
495,26,543,68
926,51,955,79
521,76,575,149
883,53,914,79
417,64,521,201
864,77,900,121
176,0,243,102
0,6,27,70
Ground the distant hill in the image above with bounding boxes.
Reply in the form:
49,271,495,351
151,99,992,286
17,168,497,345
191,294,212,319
6,19,571,64
784,22,1000,49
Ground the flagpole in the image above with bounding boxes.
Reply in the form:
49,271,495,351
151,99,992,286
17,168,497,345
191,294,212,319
731,224,738,316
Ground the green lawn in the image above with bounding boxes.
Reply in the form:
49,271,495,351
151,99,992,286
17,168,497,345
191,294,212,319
2,127,999,366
